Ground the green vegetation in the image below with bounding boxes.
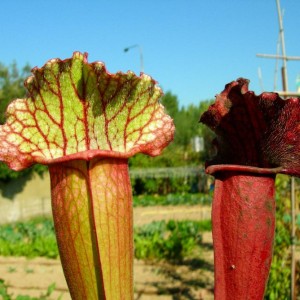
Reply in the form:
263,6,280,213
128,92,215,195
133,193,212,207
135,220,211,262
0,62,31,125
0,217,211,262
0,62,48,181
0,217,58,258
264,175,299,300
0,279,57,300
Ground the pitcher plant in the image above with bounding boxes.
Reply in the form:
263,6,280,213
0,52,175,300
200,78,300,299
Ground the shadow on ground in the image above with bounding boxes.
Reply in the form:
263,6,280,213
135,239,214,300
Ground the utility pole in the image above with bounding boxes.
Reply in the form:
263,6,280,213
256,1,300,299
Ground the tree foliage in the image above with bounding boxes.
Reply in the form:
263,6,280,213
0,62,47,180
128,92,215,195
161,91,213,149
0,62,31,124
130,91,215,169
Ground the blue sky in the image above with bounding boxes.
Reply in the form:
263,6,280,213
0,1,299,107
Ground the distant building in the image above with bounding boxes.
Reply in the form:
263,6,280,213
191,136,204,153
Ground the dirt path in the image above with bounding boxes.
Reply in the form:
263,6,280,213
0,205,214,300
134,205,211,226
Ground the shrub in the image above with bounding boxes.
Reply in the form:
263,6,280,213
0,217,58,259
134,219,211,262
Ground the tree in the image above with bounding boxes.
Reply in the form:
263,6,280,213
160,91,179,118
0,62,46,182
161,91,201,149
198,100,216,161
0,62,31,124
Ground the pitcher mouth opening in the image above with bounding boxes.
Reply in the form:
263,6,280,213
205,164,283,176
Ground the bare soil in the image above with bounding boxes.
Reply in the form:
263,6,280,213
0,205,214,300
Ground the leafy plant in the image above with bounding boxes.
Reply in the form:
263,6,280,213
134,220,211,262
0,52,174,300
0,217,58,258
0,62,48,182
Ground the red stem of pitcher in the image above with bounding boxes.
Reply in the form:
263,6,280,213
211,169,276,299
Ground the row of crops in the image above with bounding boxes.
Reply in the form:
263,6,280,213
0,217,211,261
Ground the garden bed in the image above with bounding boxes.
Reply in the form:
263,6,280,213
0,206,214,299
0,235,214,300
0,232,214,300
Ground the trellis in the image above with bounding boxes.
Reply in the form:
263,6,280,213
129,166,205,179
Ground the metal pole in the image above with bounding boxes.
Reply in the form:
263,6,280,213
138,46,144,73
274,34,281,91
124,44,144,73
275,91,300,97
256,54,300,61
276,0,296,298
276,0,288,91
291,174,296,300
258,67,264,92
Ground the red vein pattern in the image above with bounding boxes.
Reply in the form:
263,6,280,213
0,53,175,300
0,52,174,170
50,160,102,299
200,78,300,176
50,158,133,300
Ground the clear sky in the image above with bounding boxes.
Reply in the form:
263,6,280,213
0,0,299,107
